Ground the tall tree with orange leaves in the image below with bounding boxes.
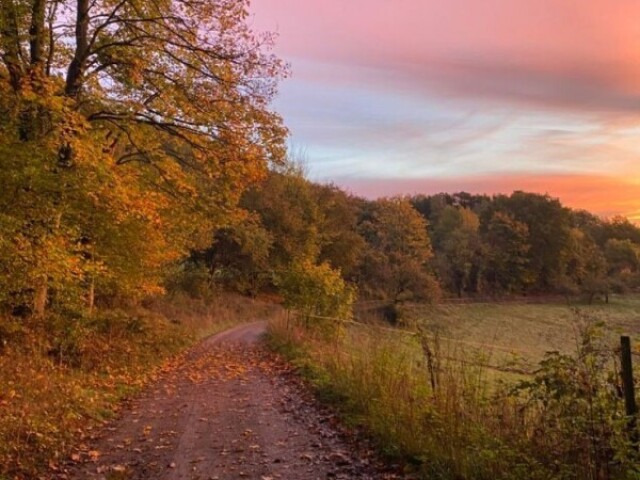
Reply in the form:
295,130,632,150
0,0,287,315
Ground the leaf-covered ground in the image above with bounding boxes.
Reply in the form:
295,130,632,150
57,322,404,480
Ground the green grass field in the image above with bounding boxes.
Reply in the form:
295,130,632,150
405,295,640,375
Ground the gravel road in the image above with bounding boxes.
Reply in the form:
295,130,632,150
60,322,404,479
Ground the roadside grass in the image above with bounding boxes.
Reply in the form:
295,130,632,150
268,298,640,479
267,316,526,478
0,292,280,479
149,291,283,340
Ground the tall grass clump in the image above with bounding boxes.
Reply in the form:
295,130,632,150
268,311,640,479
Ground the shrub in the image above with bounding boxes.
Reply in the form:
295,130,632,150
276,259,356,321
513,319,638,479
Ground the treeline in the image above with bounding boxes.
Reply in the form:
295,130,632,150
185,169,640,306
2,0,636,321
180,167,437,310
414,191,640,300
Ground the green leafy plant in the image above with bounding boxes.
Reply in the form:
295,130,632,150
276,259,356,340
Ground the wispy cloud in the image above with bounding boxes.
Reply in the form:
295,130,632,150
252,0,640,216
255,0,640,113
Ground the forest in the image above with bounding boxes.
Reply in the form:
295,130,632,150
192,168,640,313
1,0,639,322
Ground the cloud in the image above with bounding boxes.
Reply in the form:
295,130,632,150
394,58,640,115
254,0,640,114
276,75,640,180
252,0,640,219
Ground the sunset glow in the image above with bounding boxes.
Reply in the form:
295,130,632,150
251,0,640,219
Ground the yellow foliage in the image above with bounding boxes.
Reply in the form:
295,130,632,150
276,259,356,321
0,0,287,313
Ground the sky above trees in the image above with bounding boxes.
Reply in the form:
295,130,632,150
251,0,640,221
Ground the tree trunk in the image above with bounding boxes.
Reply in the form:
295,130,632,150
33,212,63,317
34,274,48,317
65,0,90,97
87,276,95,314
0,0,25,92
29,0,46,68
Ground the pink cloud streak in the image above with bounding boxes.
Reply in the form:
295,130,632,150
253,0,640,113
251,0,640,221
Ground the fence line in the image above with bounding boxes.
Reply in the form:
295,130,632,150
291,311,533,355
288,311,640,378
286,311,640,435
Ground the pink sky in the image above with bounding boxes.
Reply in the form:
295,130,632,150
251,0,640,219
341,174,640,222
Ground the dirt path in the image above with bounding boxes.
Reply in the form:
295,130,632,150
61,322,402,479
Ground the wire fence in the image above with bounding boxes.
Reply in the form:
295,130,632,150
286,310,640,377
284,309,640,441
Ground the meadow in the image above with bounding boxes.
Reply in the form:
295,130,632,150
406,296,640,375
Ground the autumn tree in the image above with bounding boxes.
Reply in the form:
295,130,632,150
357,197,439,304
0,0,286,314
487,192,572,291
190,213,274,296
431,206,481,297
481,211,530,294
277,258,356,322
562,228,608,303
241,169,321,271
605,239,640,273
203,169,364,295
604,238,640,292
600,216,640,245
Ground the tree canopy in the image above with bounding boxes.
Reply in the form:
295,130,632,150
0,0,287,314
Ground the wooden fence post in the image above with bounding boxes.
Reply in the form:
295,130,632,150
620,335,638,445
